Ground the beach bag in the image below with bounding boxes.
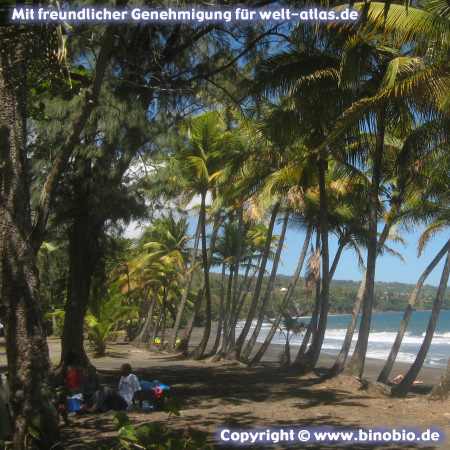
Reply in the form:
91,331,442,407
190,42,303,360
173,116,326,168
67,394,83,412
140,380,170,398
138,380,170,409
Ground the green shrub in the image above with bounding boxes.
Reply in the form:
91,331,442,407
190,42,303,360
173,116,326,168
110,412,213,450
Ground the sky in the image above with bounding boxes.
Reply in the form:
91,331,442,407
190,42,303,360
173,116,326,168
273,222,447,287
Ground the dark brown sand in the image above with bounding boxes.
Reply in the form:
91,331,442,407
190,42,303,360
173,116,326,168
0,333,449,450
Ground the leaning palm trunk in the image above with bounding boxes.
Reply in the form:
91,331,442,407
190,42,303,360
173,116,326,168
191,196,218,359
219,265,235,353
170,215,201,349
294,296,319,363
160,301,167,347
334,218,394,374
216,258,260,360
180,287,204,354
225,258,259,353
241,211,290,361
235,258,254,312
299,233,345,370
227,209,246,348
229,203,280,359
391,248,450,397
249,226,312,366
183,216,220,355
209,263,227,355
331,275,366,373
293,234,321,364
302,158,330,369
346,112,385,378
378,239,450,383
133,292,156,344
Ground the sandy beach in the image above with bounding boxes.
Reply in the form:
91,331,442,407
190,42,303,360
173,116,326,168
2,332,448,449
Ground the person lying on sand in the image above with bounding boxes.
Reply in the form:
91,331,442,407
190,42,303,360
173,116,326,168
391,374,424,385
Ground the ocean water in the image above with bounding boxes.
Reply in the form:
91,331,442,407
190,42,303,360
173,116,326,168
249,310,450,368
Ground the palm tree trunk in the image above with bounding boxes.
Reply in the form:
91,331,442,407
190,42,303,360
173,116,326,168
183,215,220,355
227,209,245,347
303,157,330,369
249,225,312,366
219,265,235,353
134,294,157,344
160,296,167,347
170,215,201,349
226,258,257,353
293,232,321,364
331,274,366,373
346,109,385,378
242,210,289,361
329,239,346,281
235,258,254,311
180,287,204,354
334,218,393,374
378,239,450,383
210,263,227,355
191,192,214,358
230,203,280,359
392,247,450,397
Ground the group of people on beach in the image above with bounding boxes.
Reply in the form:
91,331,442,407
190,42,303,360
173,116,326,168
0,352,168,440
60,353,142,417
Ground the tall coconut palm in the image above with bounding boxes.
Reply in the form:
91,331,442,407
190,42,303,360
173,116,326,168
322,22,449,377
175,111,231,359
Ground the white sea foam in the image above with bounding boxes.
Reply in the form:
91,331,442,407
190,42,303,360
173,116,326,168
257,325,449,369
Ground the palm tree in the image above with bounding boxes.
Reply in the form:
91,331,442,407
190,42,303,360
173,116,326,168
390,165,450,394
378,239,450,383
129,214,189,345
170,216,201,349
175,111,230,359
392,246,450,396
321,17,449,377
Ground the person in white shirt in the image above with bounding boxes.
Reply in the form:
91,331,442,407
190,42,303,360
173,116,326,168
118,363,141,408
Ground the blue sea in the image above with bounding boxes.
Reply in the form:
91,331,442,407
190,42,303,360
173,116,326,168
252,310,450,368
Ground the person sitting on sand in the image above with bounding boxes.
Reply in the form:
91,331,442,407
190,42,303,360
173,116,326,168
118,363,141,408
65,352,84,395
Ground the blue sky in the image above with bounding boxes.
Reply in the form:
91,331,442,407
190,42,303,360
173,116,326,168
273,222,447,287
